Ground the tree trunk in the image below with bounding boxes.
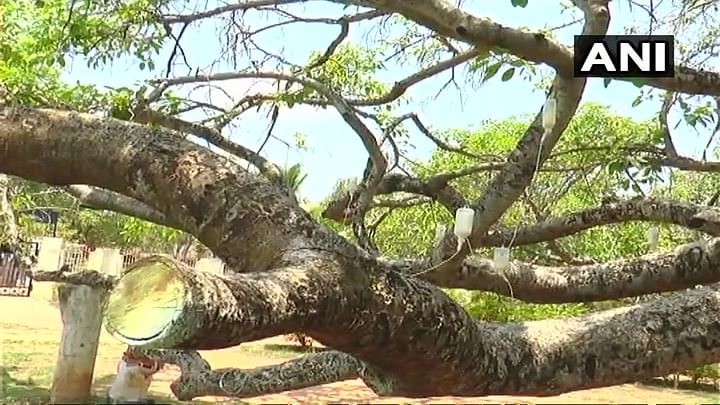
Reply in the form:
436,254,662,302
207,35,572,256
50,284,105,404
103,255,346,348
0,173,18,243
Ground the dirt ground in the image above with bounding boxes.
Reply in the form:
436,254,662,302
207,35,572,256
1,295,718,404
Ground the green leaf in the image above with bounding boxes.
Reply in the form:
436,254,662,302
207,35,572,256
631,96,642,107
501,67,516,82
511,0,529,7
629,77,645,88
485,63,502,80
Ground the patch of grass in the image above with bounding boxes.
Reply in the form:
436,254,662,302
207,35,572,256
0,345,55,391
0,331,235,404
0,366,51,404
0,363,214,405
262,343,328,354
237,343,319,358
644,378,720,402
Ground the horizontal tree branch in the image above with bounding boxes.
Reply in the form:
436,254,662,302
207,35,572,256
483,197,720,247
420,238,720,303
31,269,117,290
161,0,302,24
130,348,375,400
65,184,177,229
102,255,346,348
100,253,720,398
322,173,467,224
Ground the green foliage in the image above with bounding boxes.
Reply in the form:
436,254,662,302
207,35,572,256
280,163,308,193
10,178,184,251
678,97,717,129
55,0,166,69
0,0,168,110
0,0,104,108
469,51,540,86
107,87,136,120
304,44,389,100
686,363,720,385
445,289,589,322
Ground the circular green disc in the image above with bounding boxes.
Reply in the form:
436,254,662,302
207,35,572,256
104,259,185,345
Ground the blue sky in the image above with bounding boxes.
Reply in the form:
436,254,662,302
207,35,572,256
61,0,713,202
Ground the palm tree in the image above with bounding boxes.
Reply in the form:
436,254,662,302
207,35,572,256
280,163,308,194
278,163,309,207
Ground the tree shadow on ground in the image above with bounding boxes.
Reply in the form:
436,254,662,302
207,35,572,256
94,373,218,404
0,366,50,404
646,377,720,395
0,367,202,405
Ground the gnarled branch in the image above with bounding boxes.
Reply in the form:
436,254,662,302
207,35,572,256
421,239,720,303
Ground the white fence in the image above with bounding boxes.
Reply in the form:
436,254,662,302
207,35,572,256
33,238,227,275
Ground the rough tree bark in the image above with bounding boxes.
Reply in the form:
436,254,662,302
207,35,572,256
4,0,720,400
90,253,720,397
7,104,720,398
50,284,105,404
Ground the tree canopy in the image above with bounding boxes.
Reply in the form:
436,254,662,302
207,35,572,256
3,0,720,400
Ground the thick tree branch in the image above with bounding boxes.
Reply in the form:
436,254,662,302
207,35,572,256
103,253,720,397
483,197,720,247
33,262,387,400
129,348,376,400
523,196,594,265
322,173,467,224
31,269,117,290
659,154,720,172
65,185,177,229
8,1,720,400
422,238,720,303
103,255,352,348
356,0,720,96
0,105,362,271
425,1,609,270
131,108,283,183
